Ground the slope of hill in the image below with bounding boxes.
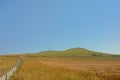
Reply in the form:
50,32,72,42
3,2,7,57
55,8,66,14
24,47,120,60
26,48,112,58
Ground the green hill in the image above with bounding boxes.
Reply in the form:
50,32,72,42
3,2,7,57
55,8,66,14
32,48,111,58
24,47,120,60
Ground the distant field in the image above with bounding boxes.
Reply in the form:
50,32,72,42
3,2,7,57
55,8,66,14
10,57,120,80
43,60,120,75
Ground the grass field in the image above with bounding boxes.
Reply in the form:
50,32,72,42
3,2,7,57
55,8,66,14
0,56,18,69
0,48,119,80
9,56,120,80
43,60,120,76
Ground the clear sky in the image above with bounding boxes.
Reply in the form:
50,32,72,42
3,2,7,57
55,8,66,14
0,0,120,54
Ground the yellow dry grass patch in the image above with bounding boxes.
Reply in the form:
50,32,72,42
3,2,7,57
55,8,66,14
43,60,120,74
0,56,18,69
10,57,120,80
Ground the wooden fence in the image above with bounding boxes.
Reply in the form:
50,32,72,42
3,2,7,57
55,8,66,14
0,57,22,80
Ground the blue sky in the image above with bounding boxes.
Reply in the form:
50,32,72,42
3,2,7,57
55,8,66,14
0,0,120,54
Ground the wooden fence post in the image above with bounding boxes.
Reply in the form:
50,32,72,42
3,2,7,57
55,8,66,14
5,74,7,80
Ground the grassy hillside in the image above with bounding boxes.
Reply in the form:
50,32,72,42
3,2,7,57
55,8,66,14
37,48,109,56
21,47,120,61
24,47,120,60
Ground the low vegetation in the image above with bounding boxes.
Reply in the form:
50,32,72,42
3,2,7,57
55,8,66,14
1,48,120,80
0,56,18,77
10,57,120,80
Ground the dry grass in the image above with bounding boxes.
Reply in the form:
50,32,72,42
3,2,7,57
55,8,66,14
43,60,120,74
10,57,120,80
0,56,18,76
0,56,18,69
